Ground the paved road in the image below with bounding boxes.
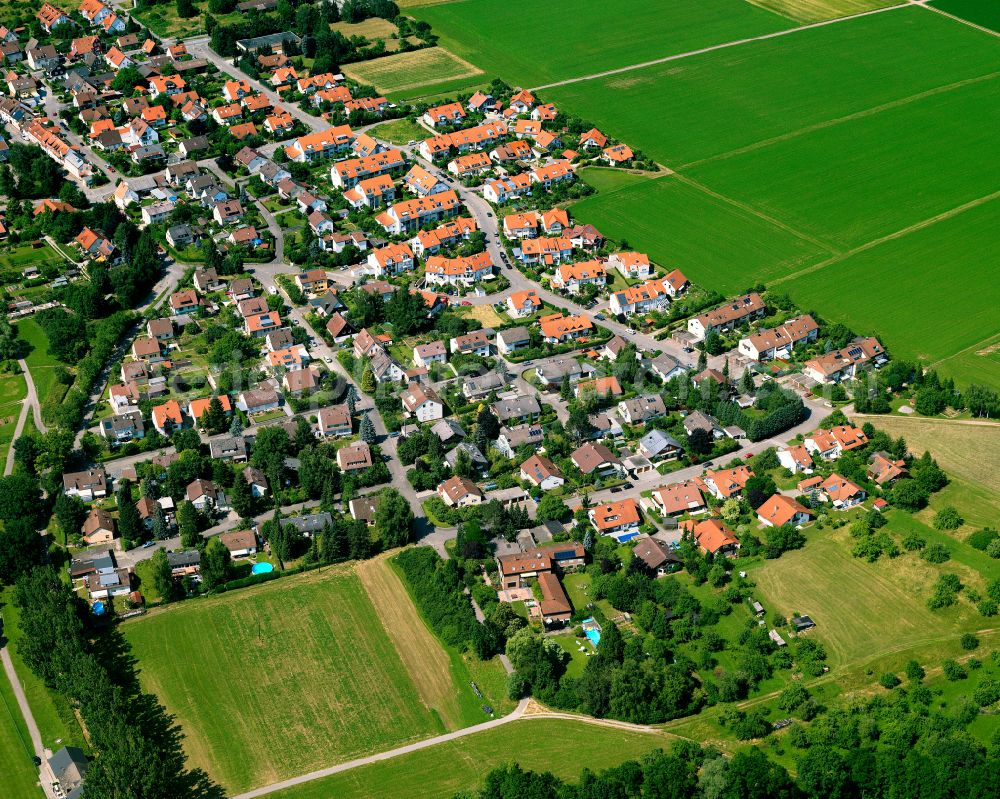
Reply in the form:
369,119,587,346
1,644,50,796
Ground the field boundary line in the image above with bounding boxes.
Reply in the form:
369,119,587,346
677,70,1000,171
921,2,1000,39
528,2,912,90
925,330,1000,369
669,173,841,255
771,188,1000,285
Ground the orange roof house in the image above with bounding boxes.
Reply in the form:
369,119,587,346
756,495,812,528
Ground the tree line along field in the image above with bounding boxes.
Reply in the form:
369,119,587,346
265,718,674,799
122,564,504,794
409,0,793,88
543,7,1000,386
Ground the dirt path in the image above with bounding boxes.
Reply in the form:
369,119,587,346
4,359,47,477
355,553,466,730
529,2,912,91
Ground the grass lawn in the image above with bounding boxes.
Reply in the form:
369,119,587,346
0,241,63,274
369,117,430,146
0,671,42,799
133,0,241,38
933,0,1000,32
16,318,69,411
122,564,490,793
0,372,26,466
550,633,593,678
851,416,1000,496
455,303,504,328
265,717,673,799
342,47,484,96
410,0,792,87
331,18,409,51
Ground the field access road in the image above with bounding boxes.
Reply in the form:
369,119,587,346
3,359,47,477
528,1,920,91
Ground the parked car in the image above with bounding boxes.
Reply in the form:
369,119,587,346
594,313,605,320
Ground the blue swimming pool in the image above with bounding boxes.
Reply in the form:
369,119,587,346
251,562,274,575
582,617,602,647
92,601,106,615
585,628,601,646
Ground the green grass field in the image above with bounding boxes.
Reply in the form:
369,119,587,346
933,0,1000,32
0,669,42,799
369,117,431,145
0,589,87,754
123,565,494,793
410,0,792,87
572,173,826,290
0,372,27,466
779,196,1000,370
16,318,68,416
545,10,998,167
547,8,1000,386
342,47,484,96
266,718,673,799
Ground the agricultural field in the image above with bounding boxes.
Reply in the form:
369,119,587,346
122,565,501,793
933,0,1000,32
341,47,484,98
410,0,792,87
545,8,1000,386
267,718,673,799
849,416,1000,496
571,173,825,291
133,0,242,38
749,0,898,23
778,195,1000,374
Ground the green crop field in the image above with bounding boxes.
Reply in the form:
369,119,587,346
538,8,1000,385
410,0,792,87
545,10,998,167
123,566,490,793
572,173,825,291
933,0,1000,32
750,0,899,23
778,196,1000,370
267,718,674,799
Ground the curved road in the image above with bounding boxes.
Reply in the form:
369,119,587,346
3,359,47,477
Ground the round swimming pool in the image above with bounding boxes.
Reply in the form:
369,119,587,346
251,562,274,575
92,601,106,615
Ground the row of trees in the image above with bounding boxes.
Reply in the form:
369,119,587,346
14,567,225,798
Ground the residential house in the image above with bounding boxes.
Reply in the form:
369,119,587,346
366,242,414,276
188,395,232,427
316,404,352,437
401,383,444,422
535,358,594,389
757,495,812,528
496,423,543,458
539,312,593,343
571,442,623,477
802,337,887,383
419,121,507,160
552,260,607,294
243,467,268,498
688,518,740,556
424,252,494,287
777,444,814,474
608,251,653,280
402,164,447,197
609,278,671,317
804,425,869,460
506,289,542,318
336,441,373,472
520,454,563,490
632,536,680,577
285,125,354,162
438,475,484,507
446,442,488,473
702,466,754,500
187,479,227,512
652,480,706,516
451,329,492,357
483,173,533,204
687,293,766,341
209,436,248,462
343,174,395,210
423,101,466,127
375,191,461,235
868,452,908,486
492,395,541,424
529,160,574,189
169,289,199,315
294,269,328,294
212,199,244,226
220,529,257,558
638,429,683,461
283,368,318,396
819,473,867,509
518,236,572,266
589,498,641,541
412,341,447,368
682,410,722,439
63,468,108,501
497,327,531,355
617,394,667,425
151,400,184,434
737,315,819,361
237,386,281,414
